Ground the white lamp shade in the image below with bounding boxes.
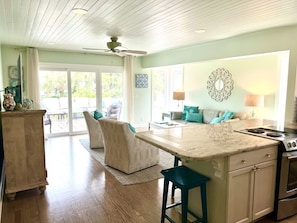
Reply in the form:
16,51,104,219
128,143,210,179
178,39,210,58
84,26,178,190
244,95,264,107
173,91,185,100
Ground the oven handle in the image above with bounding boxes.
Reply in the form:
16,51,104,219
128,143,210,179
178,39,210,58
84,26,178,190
287,155,297,160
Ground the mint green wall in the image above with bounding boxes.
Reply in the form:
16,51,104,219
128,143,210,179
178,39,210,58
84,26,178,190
0,45,3,92
141,25,297,123
0,46,27,95
184,53,283,120
133,56,152,124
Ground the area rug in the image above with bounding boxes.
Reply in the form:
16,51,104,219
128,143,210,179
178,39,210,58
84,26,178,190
79,138,174,185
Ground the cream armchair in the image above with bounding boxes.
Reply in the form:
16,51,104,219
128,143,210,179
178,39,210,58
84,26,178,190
83,111,104,149
98,119,159,174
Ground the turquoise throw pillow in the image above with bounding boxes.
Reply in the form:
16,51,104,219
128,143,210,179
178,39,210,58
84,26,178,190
223,110,235,120
182,106,199,120
93,110,103,120
128,123,136,133
185,113,203,123
210,116,224,124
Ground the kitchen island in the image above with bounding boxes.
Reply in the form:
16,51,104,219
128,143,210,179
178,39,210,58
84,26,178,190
136,119,281,223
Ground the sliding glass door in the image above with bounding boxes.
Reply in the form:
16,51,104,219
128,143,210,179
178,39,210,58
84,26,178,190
101,72,123,119
40,65,123,136
40,70,70,135
70,71,96,132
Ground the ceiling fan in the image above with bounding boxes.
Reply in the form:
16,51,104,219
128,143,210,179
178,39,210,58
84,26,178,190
83,36,147,56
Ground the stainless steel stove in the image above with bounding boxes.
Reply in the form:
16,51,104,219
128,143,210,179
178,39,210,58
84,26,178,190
236,126,297,151
236,125,297,220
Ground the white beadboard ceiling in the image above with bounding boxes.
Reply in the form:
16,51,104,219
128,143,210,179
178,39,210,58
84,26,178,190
0,0,297,55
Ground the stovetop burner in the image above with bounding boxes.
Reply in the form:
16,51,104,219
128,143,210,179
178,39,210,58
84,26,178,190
247,129,265,134
266,132,283,137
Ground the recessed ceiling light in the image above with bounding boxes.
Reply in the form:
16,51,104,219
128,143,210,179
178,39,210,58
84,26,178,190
72,8,88,15
47,42,54,45
195,29,206,33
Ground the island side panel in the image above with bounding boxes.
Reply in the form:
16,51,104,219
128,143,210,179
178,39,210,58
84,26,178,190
185,157,229,223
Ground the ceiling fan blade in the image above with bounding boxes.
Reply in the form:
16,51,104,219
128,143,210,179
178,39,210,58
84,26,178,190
115,51,126,57
83,47,110,52
120,50,147,55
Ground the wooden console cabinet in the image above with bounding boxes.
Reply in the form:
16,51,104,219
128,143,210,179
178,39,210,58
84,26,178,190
1,110,48,200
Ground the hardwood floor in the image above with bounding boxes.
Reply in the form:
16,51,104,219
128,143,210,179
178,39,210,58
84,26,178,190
1,134,297,223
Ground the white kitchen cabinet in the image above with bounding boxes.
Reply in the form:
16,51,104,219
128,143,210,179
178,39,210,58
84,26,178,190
227,146,277,223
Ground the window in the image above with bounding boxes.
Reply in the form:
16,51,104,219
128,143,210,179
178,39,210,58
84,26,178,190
151,65,183,120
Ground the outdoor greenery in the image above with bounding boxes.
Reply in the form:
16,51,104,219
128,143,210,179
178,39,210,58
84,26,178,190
40,71,122,99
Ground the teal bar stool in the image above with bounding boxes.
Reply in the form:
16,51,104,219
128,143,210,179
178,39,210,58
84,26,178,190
161,165,210,223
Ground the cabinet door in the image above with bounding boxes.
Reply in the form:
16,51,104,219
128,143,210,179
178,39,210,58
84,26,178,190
227,166,254,223
253,160,277,220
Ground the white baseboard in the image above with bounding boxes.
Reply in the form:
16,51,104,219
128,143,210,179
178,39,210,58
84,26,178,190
0,163,5,223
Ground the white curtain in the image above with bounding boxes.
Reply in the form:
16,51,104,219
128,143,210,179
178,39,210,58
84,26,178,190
123,56,134,122
26,48,41,109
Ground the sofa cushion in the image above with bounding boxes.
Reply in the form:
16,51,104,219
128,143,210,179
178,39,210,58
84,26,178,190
171,111,182,120
233,112,249,120
201,109,220,124
185,112,203,123
223,110,235,120
210,116,224,124
182,105,199,120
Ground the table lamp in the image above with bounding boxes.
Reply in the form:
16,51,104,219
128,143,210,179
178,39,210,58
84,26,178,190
173,91,185,108
244,94,264,117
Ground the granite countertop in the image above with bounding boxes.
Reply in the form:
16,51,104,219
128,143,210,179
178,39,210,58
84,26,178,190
136,119,280,161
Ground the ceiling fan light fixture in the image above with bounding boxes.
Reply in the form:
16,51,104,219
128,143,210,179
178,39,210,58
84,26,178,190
72,8,88,15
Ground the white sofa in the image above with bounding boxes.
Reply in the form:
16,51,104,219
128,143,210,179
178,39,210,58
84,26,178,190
98,119,159,174
169,109,250,125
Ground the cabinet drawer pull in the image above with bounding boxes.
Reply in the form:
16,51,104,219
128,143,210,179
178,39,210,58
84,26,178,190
241,160,246,164
266,154,271,158
252,166,260,172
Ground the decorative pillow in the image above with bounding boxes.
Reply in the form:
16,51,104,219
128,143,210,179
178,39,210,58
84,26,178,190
182,105,199,120
210,116,225,124
128,123,136,133
185,113,203,123
93,110,103,120
223,110,235,120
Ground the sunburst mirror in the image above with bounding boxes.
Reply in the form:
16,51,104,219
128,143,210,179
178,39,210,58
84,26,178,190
207,68,234,102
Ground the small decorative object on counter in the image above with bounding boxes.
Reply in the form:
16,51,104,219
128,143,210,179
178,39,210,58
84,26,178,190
14,103,24,111
3,93,16,111
22,98,33,110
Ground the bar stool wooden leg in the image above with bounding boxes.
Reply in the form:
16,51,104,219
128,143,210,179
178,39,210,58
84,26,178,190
161,178,169,223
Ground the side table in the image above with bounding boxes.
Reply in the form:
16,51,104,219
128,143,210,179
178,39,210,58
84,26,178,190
162,112,171,121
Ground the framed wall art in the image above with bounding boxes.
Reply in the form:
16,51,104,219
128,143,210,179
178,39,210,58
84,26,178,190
8,66,23,87
135,74,148,88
